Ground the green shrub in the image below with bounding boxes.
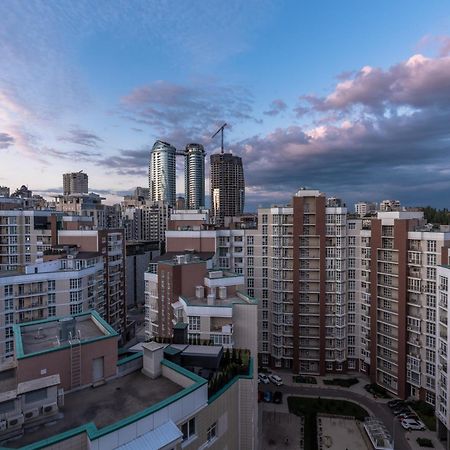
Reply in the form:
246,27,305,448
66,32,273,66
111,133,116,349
323,378,359,388
416,437,434,448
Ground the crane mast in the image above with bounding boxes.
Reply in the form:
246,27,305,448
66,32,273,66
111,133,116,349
211,123,227,154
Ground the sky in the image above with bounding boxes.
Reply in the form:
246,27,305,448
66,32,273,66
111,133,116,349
1,0,450,210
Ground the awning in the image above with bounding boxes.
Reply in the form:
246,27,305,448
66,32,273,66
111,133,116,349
116,420,183,450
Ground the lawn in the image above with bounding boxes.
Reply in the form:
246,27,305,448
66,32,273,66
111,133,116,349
293,375,317,384
408,400,436,431
323,377,359,388
288,396,369,450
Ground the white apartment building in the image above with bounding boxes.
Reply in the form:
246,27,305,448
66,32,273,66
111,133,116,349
0,253,104,361
354,201,377,217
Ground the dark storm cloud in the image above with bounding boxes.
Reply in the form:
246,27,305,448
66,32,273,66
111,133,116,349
58,128,103,148
231,50,450,209
120,80,255,149
0,132,14,149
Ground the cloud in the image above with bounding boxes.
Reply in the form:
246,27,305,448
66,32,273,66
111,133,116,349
0,132,14,149
230,47,450,209
300,54,450,113
263,99,287,116
120,80,255,149
97,147,149,176
58,128,103,147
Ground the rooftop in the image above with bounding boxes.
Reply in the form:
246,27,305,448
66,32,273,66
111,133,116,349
15,312,117,358
181,291,256,308
7,370,183,449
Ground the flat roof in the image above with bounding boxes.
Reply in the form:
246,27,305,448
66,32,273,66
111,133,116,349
14,312,118,359
182,292,256,308
7,371,183,449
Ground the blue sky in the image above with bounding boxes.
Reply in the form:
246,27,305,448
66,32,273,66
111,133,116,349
1,0,450,209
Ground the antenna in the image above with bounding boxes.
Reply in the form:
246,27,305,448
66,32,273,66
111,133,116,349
211,123,227,154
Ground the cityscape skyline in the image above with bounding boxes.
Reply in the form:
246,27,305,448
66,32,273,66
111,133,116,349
1,1,450,209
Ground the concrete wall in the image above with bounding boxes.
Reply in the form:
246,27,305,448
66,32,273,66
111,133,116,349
166,236,216,253
17,336,118,391
126,249,159,307
233,303,258,358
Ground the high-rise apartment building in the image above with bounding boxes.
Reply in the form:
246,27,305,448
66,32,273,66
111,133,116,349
63,171,88,195
210,153,245,226
122,200,170,243
248,189,349,373
58,228,127,336
149,140,176,206
184,143,205,209
0,211,59,272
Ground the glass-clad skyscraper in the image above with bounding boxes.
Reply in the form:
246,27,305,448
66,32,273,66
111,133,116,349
149,140,176,206
184,143,205,209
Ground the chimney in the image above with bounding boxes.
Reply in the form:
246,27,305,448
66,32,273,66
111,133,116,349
207,293,215,305
219,286,227,300
195,286,204,299
142,342,166,379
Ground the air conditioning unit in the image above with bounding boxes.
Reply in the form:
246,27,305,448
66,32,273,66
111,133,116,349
42,402,58,415
0,420,6,432
23,408,40,421
7,414,24,428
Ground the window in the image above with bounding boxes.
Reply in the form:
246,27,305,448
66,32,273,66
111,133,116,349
25,388,48,404
48,306,56,317
5,341,13,354
5,313,14,325
189,316,200,331
47,280,56,291
4,285,13,297
70,304,82,315
207,422,217,442
427,240,436,253
181,417,196,441
4,298,13,311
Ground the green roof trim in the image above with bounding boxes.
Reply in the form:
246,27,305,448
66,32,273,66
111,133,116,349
208,357,254,404
173,322,188,330
0,359,207,450
164,346,182,356
116,352,142,366
14,310,118,360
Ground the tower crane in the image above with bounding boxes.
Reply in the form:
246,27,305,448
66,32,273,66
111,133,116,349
211,123,227,154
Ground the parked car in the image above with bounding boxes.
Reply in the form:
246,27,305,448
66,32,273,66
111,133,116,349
397,413,419,421
259,373,270,384
388,399,406,409
393,406,411,416
263,391,273,403
269,374,283,386
400,418,426,431
273,391,283,404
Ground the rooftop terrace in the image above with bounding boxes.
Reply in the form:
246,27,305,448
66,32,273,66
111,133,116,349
6,370,182,448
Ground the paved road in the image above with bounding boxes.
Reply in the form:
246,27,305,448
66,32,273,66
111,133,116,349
262,383,409,450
